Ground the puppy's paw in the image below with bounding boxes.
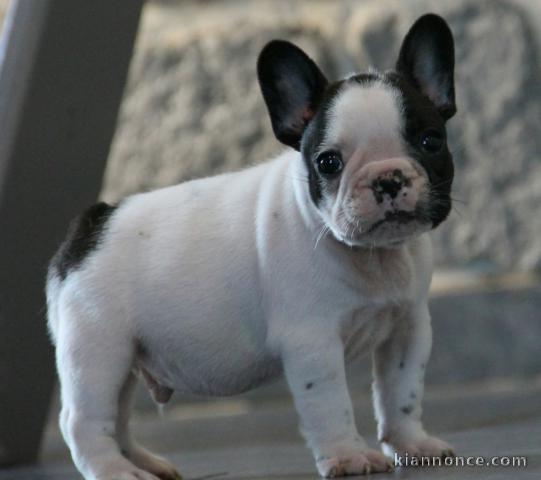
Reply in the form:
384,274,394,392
383,433,454,460
316,449,393,477
125,446,182,480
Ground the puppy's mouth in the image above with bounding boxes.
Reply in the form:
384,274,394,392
367,210,418,233
334,209,427,247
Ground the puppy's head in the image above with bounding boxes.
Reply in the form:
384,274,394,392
258,14,456,247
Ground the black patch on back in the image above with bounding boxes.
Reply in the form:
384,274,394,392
50,202,117,280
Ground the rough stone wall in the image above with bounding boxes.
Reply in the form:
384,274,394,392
1,0,539,271
355,0,541,271
101,0,541,272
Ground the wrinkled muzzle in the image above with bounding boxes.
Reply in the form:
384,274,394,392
332,157,432,246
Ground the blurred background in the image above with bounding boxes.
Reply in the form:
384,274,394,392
0,0,540,478
100,0,541,386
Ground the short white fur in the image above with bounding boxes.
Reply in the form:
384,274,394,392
47,82,453,480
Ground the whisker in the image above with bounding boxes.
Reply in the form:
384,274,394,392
450,196,468,205
451,205,463,218
314,224,330,250
430,178,453,189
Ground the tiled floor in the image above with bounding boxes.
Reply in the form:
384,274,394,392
3,379,541,479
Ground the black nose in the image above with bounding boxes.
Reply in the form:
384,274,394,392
372,169,408,200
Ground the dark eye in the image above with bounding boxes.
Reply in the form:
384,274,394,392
316,150,343,176
420,129,445,154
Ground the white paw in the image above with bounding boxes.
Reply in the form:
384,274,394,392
127,446,182,480
316,448,393,477
383,433,454,459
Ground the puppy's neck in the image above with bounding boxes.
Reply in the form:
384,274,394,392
290,152,325,231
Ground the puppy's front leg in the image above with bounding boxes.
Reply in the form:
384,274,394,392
372,303,454,460
282,336,391,477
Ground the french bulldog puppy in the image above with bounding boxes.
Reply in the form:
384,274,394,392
47,13,457,480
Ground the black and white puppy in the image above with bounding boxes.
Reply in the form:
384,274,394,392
47,14,457,480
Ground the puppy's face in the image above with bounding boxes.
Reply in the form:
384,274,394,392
301,72,453,247
259,14,456,247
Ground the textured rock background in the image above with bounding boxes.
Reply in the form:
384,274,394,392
0,0,538,411
1,0,537,270
99,0,541,272
99,0,541,397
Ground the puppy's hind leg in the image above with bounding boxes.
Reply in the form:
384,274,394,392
117,371,182,480
56,306,159,480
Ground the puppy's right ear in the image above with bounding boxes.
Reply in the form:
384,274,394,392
257,40,328,150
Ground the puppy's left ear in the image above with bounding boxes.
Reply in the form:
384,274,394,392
396,14,456,120
258,40,328,150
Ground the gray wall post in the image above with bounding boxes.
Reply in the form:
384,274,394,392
0,0,143,465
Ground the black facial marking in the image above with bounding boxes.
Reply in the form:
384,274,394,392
299,80,345,205
305,382,314,390
399,360,405,369
50,202,117,280
385,72,454,227
401,405,413,415
300,76,379,206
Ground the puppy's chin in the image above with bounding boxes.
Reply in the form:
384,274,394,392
331,218,431,248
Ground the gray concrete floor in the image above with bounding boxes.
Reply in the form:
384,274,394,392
2,378,540,479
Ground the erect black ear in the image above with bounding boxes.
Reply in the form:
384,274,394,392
396,14,456,120
257,40,328,150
